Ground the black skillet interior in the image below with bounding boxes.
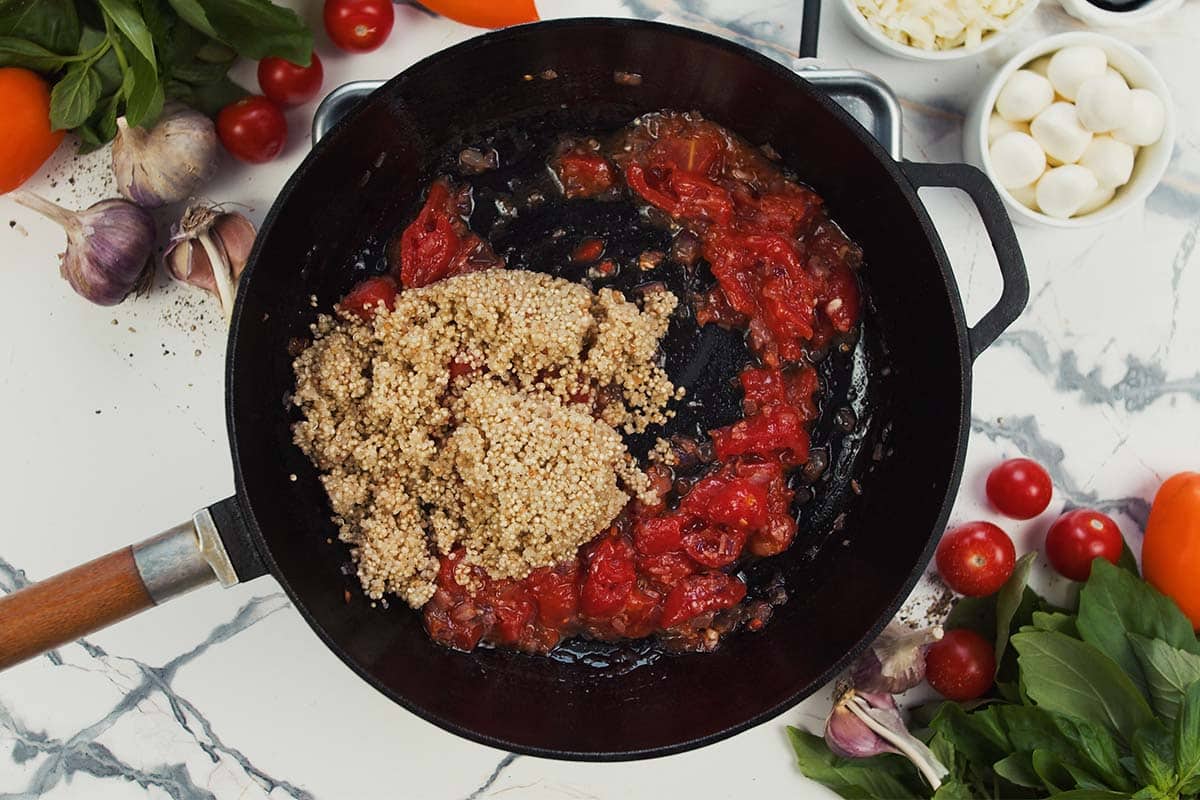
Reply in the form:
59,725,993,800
228,19,969,758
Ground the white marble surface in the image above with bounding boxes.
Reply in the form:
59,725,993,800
2,0,1199,797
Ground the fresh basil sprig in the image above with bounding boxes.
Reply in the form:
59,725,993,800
0,0,312,149
791,557,1200,799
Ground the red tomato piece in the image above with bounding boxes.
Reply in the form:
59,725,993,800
571,237,605,263
986,458,1054,520
581,534,636,618
553,151,615,199
489,580,536,644
737,366,817,417
398,181,462,288
749,513,798,557
710,406,810,466
610,586,662,639
936,521,1016,597
626,164,733,225
526,563,581,628
660,573,747,629
681,524,748,568
634,514,686,555
636,551,697,590
926,629,996,701
702,481,770,531
423,593,489,652
655,128,725,176
339,275,397,320
1045,509,1123,581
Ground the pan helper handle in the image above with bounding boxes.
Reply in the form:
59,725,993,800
0,510,238,671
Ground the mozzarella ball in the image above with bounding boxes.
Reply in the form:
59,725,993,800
1031,102,1093,164
989,131,1047,188
1075,73,1132,133
1036,165,1099,218
996,70,1056,122
1113,89,1166,146
1076,184,1115,216
1047,45,1108,101
989,113,1030,144
1007,181,1039,211
1079,136,1135,188
1027,55,1052,77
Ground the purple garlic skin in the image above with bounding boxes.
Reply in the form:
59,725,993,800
826,688,898,758
13,192,155,306
851,622,943,694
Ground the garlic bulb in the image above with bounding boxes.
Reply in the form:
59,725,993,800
164,202,256,320
824,685,949,790
851,622,943,694
13,191,155,306
112,105,219,208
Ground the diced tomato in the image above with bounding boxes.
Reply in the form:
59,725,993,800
731,184,821,236
489,580,536,644
626,164,733,225
610,586,662,639
636,551,696,590
710,406,810,466
526,562,580,629
553,151,615,199
339,275,397,320
399,181,462,289
681,524,748,568
422,587,488,651
581,533,635,618
704,481,770,531
738,366,818,418
820,261,861,334
571,237,605,263
660,573,747,629
656,129,725,176
749,513,798,557
633,514,686,555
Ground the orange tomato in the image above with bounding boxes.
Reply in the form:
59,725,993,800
0,68,65,194
419,0,538,28
1142,471,1200,628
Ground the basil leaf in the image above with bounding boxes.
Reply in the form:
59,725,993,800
994,752,1041,789
97,0,155,67
0,36,75,69
1050,792,1133,799
1077,560,1200,699
1030,611,1078,637
168,56,230,84
50,62,101,130
1031,748,1074,793
995,553,1037,673
946,594,997,642
1117,538,1140,576
930,780,973,799
1177,681,1200,792
787,727,923,799
176,74,245,116
1012,630,1153,743
198,0,311,64
1052,713,1136,792
121,38,162,127
1129,634,1200,725
165,0,218,38
1133,723,1178,793
0,0,80,53
929,703,1010,767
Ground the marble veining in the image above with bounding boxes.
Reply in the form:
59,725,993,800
1,0,1198,796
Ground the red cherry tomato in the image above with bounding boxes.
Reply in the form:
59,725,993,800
216,96,286,163
324,0,394,53
926,629,995,701
1045,509,1123,581
936,521,1016,597
987,458,1053,519
257,53,324,108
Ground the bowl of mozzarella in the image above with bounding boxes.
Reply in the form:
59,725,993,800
965,32,1174,227
841,0,1040,59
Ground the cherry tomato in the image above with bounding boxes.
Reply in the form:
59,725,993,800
324,0,394,53
987,458,1053,519
1045,509,1123,581
257,53,324,108
217,96,287,164
0,68,64,193
926,629,995,701
936,521,1016,597
580,534,635,618
660,573,746,629
418,0,538,28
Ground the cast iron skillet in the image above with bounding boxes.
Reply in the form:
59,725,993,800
0,19,1028,760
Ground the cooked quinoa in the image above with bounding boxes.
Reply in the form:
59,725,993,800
291,269,682,608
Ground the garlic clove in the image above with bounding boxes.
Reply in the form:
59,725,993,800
852,622,943,694
164,202,257,320
825,686,898,758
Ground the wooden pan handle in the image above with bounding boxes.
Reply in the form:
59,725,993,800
0,514,240,671
0,547,153,670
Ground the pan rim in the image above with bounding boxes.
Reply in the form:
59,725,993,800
225,16,974,761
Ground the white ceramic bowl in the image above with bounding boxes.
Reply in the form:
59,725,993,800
836,0,1040,61
1059,0,1183,27
964,32,1176,228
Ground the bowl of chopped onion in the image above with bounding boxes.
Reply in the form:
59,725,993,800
838,0,1040,60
